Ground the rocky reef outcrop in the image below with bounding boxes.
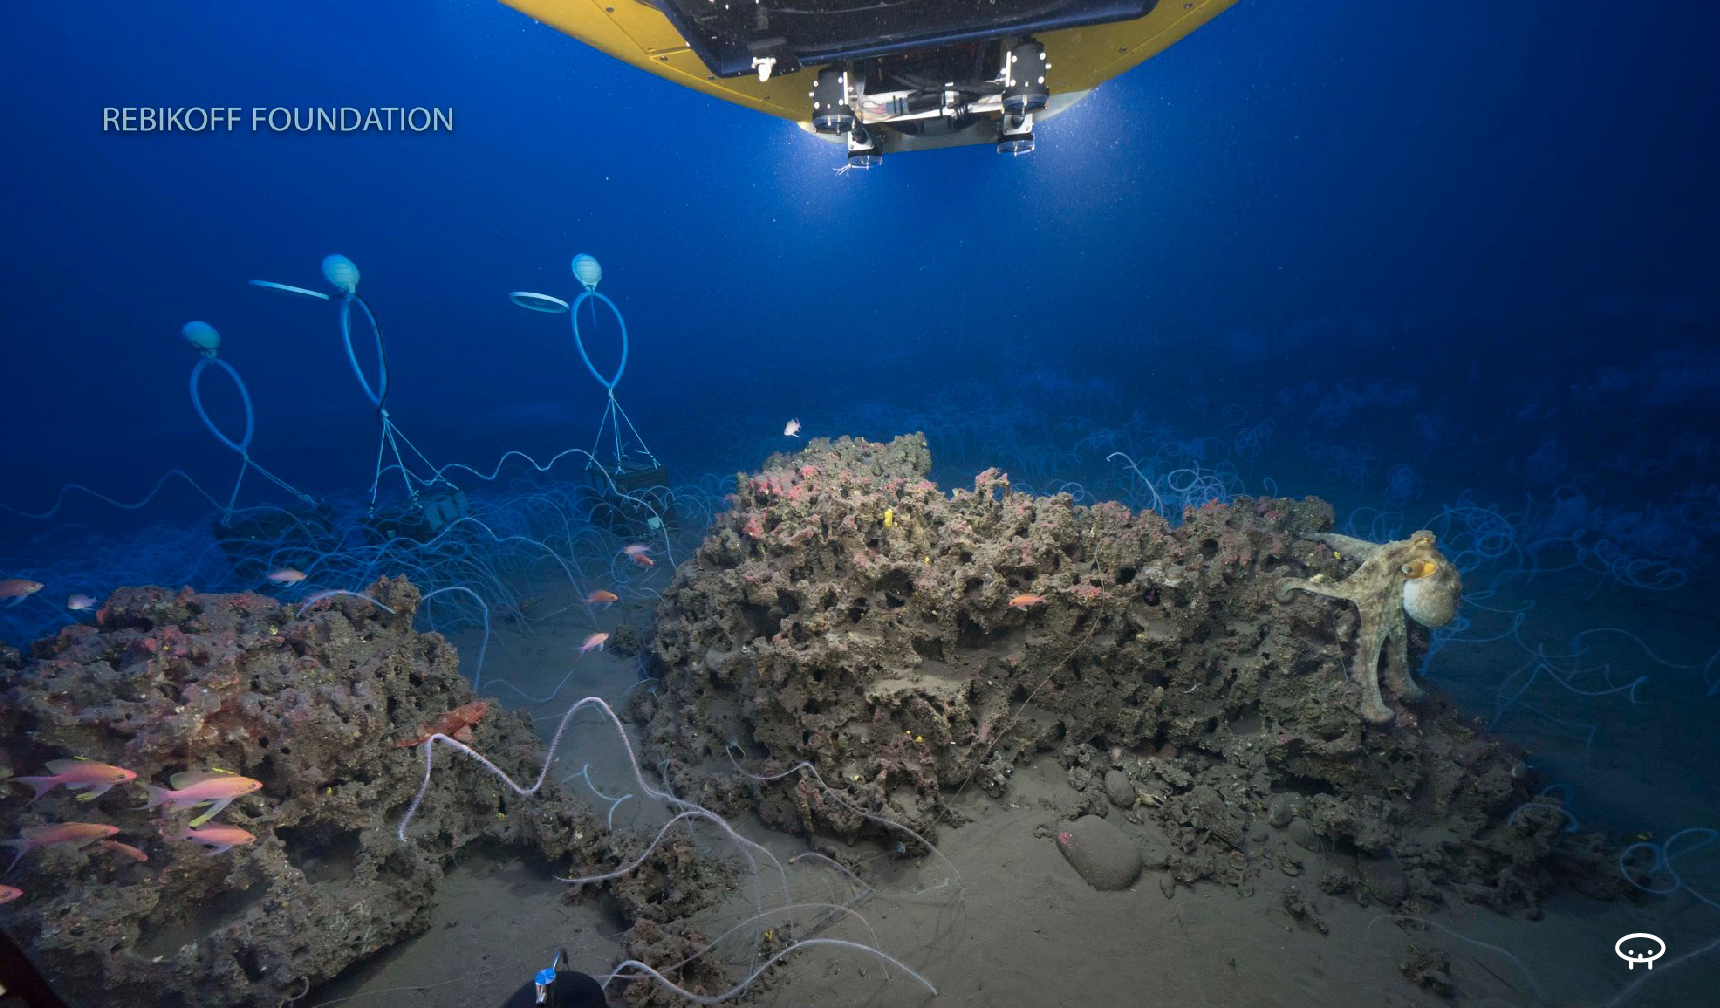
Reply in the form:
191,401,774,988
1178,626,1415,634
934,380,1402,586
634,435,1623,915
0,578,588,1008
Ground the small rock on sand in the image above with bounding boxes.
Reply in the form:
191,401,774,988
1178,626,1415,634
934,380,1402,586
1104,770,1136,808
1056,815,1142,891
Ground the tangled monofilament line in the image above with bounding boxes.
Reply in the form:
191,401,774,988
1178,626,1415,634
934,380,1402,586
395,695,943,1003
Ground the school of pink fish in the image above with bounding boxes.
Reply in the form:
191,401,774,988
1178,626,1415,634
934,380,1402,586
0,577,265,908
2,758,262,907
1,539,670,911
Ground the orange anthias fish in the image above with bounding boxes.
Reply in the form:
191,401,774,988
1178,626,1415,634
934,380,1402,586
0,884,21,904
163,823,255,855
585,590,619,607
396,699,494,749
13,758,138,802
621,544,655,567
2,822,121,872
138,770,263,827
0,579,44,605
580,632,609,656
265,568,306,584
95,839,149,862
1007,593,1045,610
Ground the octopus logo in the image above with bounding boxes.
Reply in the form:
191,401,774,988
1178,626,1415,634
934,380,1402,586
1614,933,1665,970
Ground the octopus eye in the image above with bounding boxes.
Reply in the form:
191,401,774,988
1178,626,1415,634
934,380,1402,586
1401,559,1438,579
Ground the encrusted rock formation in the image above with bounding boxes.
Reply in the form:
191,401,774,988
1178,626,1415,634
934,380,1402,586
634,435,1621,914
0,578,586,1008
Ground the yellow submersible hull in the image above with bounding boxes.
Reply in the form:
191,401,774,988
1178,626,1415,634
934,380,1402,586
497,0,1236,160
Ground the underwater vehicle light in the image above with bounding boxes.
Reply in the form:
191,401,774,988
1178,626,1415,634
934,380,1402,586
997,115,1036,156
496,0,1236,161
812,67,856,134
846,124,883,169
1002,40,1051,116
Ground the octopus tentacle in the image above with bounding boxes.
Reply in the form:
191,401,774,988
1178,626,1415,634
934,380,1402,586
1278,529,1459,726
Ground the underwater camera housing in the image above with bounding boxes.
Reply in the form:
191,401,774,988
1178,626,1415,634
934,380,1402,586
364,486,471,545
214,504,341,583
499,0,1234,159
585,460,674,535
810,37,1056,162
654,0,1114,157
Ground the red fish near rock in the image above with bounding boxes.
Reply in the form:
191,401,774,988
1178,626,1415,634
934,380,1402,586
12,759,138,802
1007,593,1045,610
95,839,149,862
2,822,121,872
396,699,494,749
0,884,21,904
163,823,255,855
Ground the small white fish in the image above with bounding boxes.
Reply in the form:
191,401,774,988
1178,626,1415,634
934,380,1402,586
265,568,306,584
67,594,98,612
783,418,801,438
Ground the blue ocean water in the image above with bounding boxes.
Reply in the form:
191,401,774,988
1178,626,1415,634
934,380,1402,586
2,2,1717,1006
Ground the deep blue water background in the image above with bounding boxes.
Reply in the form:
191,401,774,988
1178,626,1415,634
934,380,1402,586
2,0,1714,505
3,1,1720,1000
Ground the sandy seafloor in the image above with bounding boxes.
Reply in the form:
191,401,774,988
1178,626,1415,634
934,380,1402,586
301,567,1720,1008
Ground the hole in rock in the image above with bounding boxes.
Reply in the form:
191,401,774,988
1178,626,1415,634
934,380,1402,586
278,824,364,886
136,880,267,961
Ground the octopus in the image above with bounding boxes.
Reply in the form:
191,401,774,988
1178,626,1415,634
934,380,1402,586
1276,530,1462,724
395,699,495,748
